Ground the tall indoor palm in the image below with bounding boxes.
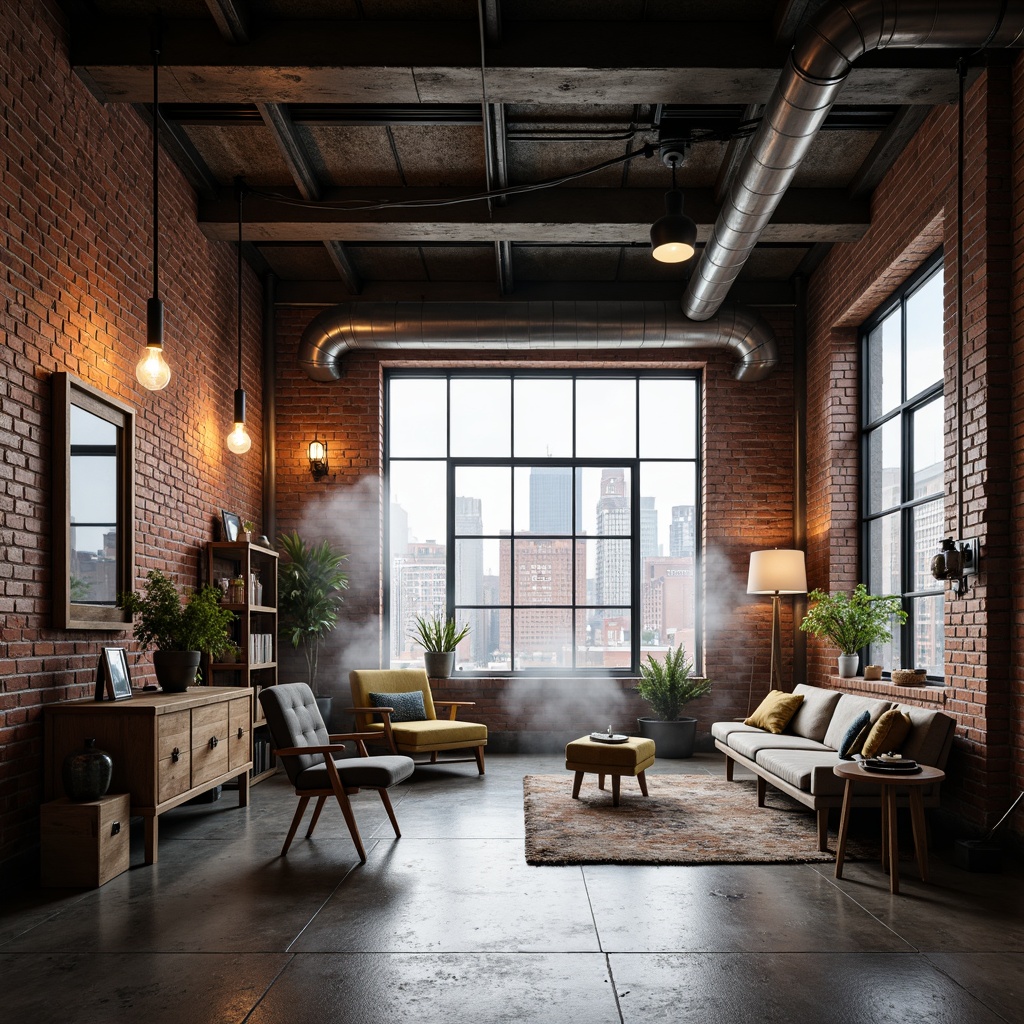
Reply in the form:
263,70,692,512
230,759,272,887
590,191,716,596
277,530,349,695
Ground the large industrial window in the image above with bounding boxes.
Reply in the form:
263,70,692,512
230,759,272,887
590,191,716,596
861,256,945,679
385,371,701,674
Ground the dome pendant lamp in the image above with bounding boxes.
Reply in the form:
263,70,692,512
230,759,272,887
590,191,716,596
226,179,252,455
136,41,172,391
650,157,697,264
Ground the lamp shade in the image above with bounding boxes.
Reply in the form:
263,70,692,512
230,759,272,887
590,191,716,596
651,190,697,263
747,549,807,595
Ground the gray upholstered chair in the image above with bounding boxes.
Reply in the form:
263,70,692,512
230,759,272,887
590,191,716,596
259,683,414,862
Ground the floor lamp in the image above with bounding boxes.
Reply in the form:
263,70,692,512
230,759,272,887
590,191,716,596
747,549,807,692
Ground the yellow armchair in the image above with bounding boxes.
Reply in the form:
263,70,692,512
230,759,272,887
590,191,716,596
349,668,487,774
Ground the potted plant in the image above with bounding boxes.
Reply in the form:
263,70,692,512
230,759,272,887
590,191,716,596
410,613,470,679
119,569,235,692
634,644,712,758
241,520,255,542
800,583,908,678
277,530,349,723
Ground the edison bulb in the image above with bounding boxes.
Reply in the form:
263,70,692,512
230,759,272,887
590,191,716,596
136,346,171,390
226,422,251,455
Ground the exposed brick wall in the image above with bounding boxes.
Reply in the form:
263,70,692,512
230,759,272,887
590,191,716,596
806,65,1021,833
0,1,264,864
273,308,797,746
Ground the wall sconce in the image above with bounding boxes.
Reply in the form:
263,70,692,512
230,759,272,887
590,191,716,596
308,436,329,480
930,537,979,595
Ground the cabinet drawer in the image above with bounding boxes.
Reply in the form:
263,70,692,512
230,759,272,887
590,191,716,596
228,697,251,771
191,703,229,786
157,711,191,803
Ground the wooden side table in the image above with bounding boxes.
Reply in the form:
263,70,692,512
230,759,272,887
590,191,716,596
833,761,945,895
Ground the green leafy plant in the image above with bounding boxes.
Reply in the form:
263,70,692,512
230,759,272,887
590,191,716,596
119,569,234,657
634,645,712,721
409,613,470,653
800,584,908,655
277,530,349,694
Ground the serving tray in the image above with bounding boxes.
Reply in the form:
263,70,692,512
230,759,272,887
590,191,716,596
590,732,629,744
861,759,921,774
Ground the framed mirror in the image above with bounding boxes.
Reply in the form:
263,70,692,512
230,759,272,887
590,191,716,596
53,373,135,630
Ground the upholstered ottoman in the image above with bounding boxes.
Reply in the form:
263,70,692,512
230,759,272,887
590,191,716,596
565,735,656,806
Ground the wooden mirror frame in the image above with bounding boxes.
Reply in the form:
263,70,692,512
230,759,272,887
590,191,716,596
53,373,135,630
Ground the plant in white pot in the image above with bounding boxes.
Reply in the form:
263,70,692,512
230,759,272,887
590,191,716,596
800,583,907,678
634,645,712,758
119,569,235,692
410,613,470,679
277,530,349,723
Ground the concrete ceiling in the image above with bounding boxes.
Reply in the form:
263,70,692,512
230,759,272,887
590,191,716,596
63,0,961,307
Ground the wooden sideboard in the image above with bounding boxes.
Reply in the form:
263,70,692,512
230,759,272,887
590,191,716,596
44,686,253,864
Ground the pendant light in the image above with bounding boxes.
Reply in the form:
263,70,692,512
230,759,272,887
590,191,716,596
226,178,252,455
136,42,172,391
650,156,697,264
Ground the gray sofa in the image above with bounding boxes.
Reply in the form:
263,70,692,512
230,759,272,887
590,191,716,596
712,684,956,851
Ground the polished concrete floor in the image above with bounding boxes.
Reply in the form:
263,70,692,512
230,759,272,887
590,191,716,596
2,753,1022,1023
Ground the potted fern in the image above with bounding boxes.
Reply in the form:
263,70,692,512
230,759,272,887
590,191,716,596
410,613,470,678
634,644,712,758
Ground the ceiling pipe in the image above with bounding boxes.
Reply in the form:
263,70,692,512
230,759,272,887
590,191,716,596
683,0,1024,321
298,300,778,383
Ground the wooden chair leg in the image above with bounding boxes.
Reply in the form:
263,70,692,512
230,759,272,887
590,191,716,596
474,745,486,774
612,774,621,807
572,771,584,799
325,759,368,863
282,796,310,856
306,795,328,838
637,770,649,797
378,788,401,838
598,773,606,791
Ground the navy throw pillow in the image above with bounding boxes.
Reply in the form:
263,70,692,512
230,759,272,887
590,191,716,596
838,709,871,760
369,690,426,723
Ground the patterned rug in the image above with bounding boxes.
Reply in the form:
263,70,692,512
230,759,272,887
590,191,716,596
524,774,860,866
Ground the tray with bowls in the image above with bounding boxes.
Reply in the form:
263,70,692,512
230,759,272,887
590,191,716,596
860,756,921,774
590,732,629,744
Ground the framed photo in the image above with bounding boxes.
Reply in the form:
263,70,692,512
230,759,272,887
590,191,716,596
95,647,133,701
221,509,241,542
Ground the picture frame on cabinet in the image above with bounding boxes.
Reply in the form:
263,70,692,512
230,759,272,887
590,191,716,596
96,647,133,701
220,510,241,542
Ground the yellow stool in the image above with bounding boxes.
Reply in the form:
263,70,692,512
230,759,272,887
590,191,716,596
565,735,656,806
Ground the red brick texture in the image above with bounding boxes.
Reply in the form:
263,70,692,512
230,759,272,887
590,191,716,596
807,65,1021,833
0,1,264,863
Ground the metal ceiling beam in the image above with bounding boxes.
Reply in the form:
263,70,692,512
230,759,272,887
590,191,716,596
70,19,962,106
255,101,321,201
324,241,362,295
131,103,220,200
204,0,249,44
847,105,931,200
198,186,869,244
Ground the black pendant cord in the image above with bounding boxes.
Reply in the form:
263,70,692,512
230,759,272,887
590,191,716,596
955,56,966,548
152,44,160,303
237,179,244,391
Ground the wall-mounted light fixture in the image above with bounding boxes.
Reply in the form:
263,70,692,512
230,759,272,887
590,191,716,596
308,435,329,480
930,537,979,596
226,178,251,455
136,40,172,391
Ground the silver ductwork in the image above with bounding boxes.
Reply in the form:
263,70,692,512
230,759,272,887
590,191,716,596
683,0,1024,321
298,300,779,383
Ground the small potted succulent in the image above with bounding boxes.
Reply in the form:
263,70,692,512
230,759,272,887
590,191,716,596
634,644,712,758
410,613,470,679
241,520,256,542
119,569,235,691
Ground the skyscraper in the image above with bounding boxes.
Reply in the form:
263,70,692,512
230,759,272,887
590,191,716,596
529,466,572,534
595,468,630,607
455,496,484,664
670,505,695,558
640,496,658,560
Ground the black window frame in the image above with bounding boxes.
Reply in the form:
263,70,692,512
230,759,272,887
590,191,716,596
384,368,703,676
860,251,945,681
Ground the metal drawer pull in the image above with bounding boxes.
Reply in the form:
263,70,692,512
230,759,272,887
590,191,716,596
209,736,218,749
171,747,180,763
237,727,244,740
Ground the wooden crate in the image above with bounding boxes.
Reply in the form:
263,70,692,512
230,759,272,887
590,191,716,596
40,793,130,888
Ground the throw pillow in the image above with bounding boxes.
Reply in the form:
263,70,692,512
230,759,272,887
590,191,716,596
838,709,871,759
744,690,805,734
369,690,427,723
860,709,913,759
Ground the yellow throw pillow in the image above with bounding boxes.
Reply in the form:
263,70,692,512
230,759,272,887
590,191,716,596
860,709,913,759
744,690,805,734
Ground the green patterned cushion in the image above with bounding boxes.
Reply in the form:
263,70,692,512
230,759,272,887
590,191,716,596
369,690,426,723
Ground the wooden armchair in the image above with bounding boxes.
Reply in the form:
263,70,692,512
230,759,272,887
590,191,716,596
259,683,414,862
348,668,487,774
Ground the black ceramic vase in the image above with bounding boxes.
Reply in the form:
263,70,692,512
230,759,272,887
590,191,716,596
62,737,113,802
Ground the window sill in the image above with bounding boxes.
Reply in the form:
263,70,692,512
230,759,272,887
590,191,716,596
824,675,946,707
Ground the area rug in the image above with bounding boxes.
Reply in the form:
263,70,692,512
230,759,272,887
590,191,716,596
524,774,860,866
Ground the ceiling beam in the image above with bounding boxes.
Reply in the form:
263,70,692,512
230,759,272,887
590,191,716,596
203,0,249,44
255,101,321,201
847,105,931,200
198,187,869,244
324,240,362,295
71,18,962,106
